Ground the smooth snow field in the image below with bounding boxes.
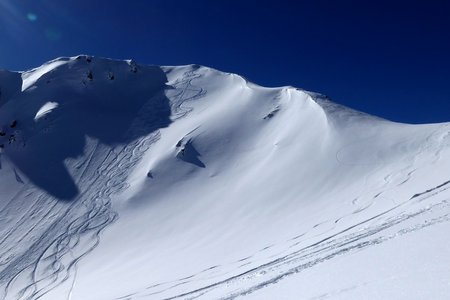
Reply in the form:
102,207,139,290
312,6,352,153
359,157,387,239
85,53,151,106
0,56,450,300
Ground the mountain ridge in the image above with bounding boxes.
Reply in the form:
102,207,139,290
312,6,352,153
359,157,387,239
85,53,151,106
4,55,446,127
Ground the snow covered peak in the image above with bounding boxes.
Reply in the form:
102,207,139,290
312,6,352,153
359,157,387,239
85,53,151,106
0,56,450,300
20,55,162,92
0,56,442,202
4,55,375,128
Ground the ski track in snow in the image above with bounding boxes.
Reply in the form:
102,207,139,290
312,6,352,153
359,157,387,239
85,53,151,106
120,182,450,300
0,135,154,300
0,70,206,300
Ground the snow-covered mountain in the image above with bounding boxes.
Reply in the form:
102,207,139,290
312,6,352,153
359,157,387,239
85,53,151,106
1,56,449,300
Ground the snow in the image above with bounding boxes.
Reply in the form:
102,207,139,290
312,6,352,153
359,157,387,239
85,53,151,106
21,58,69,91
0,56,449,299
34,101,59,121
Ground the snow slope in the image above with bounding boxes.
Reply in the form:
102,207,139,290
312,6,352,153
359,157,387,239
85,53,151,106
0,56,450,300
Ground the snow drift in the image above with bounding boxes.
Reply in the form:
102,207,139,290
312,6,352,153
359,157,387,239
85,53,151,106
0,56,449,300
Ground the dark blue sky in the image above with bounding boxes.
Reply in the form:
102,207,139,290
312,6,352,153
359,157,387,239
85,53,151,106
1,0,449,123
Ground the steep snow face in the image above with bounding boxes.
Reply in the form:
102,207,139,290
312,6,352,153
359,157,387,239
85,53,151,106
0,57,450,300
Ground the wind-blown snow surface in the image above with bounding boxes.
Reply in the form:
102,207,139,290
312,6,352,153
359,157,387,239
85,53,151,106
1,56,450,300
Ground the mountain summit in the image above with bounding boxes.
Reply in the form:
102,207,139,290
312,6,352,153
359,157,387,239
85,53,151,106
1,56,450,300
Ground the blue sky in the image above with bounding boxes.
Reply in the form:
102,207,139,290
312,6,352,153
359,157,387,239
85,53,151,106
0,0,449,123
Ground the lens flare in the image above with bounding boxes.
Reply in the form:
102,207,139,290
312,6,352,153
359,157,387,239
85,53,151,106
26,12,37,22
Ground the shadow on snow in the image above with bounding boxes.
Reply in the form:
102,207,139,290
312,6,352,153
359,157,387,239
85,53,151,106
0,61,172,201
